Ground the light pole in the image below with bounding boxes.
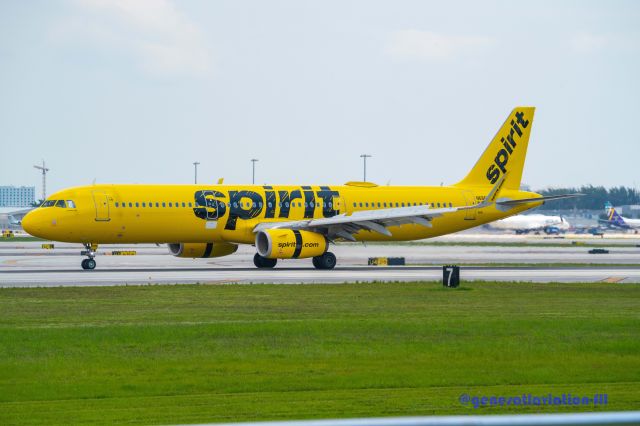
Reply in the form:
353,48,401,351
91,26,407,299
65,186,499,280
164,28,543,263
193,161,200,183
360,154,372,181
193,162,200,184
251,159,259,184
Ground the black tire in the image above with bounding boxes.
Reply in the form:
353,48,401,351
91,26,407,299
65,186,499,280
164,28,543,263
314,252,336,270
312,257,321,269
254,253,277,268
81,259,88,270
85,259,96,270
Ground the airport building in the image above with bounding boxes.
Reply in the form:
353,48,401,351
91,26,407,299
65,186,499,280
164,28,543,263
0,186,35,207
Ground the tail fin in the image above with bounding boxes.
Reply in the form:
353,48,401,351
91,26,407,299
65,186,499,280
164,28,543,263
607,204,627,227
604,201,613,215
456,107,535,189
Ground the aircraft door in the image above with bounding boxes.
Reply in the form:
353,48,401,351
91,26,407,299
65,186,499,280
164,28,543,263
92,191,110,222
197,190,221,230
333,197,345,215
462,191,476,220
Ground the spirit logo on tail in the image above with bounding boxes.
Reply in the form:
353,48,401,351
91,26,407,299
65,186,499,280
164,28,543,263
486,111,530,184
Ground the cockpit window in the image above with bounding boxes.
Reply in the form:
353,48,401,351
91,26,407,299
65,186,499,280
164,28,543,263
67,200,76,208
55,200,67,208
42,200,56,207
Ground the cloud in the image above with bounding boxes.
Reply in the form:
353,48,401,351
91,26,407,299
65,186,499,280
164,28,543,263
384,30,495,61
50,0,212,76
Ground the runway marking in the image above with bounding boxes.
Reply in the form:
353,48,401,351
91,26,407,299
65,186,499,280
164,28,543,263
601,276,626,283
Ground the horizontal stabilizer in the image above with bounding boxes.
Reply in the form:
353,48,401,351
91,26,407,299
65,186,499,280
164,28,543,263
496,193,583,209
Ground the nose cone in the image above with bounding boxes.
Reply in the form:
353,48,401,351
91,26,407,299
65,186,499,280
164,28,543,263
22,210,46,238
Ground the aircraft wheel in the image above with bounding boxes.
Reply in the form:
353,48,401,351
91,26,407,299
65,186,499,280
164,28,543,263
82,259,96,270
313,252,336,270
254,253,277,268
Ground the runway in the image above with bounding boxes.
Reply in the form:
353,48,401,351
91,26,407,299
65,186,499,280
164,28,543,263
1,237,640,286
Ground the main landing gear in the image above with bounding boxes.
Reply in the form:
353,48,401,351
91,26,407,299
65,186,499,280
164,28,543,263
312,252,337,270
81,243,97,270
254,253,277,268
252,252,337,269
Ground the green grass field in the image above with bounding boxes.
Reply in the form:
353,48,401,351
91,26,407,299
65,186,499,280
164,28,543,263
1,282,639,425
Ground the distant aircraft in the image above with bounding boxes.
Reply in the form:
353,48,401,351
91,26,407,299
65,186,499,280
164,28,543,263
486,214,570,234
601,202,640,230
22,107,580,270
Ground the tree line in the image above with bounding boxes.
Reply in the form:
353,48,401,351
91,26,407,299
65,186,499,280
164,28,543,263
535,186,640,210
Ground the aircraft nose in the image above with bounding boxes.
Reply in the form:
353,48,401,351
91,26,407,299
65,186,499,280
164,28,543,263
22,210,45,238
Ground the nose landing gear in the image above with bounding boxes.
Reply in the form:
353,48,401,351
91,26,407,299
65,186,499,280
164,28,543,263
81,243,97,270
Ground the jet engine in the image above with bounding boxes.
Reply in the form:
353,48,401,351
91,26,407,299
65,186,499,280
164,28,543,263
256,229,327,259
168,242,238,258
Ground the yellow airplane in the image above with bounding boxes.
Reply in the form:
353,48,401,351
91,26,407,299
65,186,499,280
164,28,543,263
22,107,578,270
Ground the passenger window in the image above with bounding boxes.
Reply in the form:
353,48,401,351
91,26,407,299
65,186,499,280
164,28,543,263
142,202,146,207
353,203,356,207
162,202,166,207
437,203,441,207
188,202,192,207
182,202,186,207
401,202,405,207
129,202,133,207
55,200,67,208
115,202,119,207
169,203,172,207
135,202,139,207
449,202,453,207
383,202,387,208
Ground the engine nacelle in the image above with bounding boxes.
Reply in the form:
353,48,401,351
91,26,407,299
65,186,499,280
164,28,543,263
256,229,327,259
168,242,238,258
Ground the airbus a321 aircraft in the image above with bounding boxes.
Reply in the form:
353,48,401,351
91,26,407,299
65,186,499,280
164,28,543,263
22,107,578,270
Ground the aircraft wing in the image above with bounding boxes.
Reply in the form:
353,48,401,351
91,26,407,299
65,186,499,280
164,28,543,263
253,176,506,241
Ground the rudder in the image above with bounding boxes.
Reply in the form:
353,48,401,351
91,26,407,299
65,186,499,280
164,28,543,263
456,107,535,189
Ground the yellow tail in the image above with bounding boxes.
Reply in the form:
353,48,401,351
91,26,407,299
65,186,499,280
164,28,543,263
456,107,535,189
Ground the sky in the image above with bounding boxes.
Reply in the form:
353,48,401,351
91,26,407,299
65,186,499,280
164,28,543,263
1,0,639,198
